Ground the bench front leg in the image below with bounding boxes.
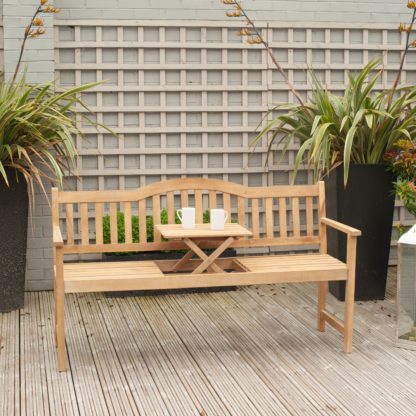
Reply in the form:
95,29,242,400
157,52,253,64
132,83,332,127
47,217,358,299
319,217,360,353
344,234,358,353
54,247,67,371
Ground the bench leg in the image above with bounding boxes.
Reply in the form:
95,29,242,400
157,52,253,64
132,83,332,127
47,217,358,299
343,275,355,353
317,282,327,332
55,249,67,371
343,235,357,353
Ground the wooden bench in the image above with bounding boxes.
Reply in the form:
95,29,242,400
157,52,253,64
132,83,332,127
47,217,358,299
52,178,361,371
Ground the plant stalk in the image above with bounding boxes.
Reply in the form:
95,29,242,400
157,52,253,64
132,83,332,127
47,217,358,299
387,8,416,109
10,5,43,86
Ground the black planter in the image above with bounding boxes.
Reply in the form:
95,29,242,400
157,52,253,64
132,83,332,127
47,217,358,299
0,170,28,312
104,249,237,297
325,164,395,301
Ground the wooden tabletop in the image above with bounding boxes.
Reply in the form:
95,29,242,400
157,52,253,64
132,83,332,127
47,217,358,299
155,223,252,239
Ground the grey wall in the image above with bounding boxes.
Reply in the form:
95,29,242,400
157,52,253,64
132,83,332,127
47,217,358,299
3,0,408,290
55,0,408,23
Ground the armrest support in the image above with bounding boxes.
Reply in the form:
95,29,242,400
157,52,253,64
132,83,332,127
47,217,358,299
320,217,361,237
53,224,64,247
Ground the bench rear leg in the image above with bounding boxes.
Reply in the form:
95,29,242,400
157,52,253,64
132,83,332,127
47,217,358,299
317,281,327,332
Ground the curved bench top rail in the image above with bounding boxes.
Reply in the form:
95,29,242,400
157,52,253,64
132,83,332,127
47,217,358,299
55,178,321,204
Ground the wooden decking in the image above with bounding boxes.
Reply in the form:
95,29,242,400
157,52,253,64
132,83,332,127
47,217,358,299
2,268,416,416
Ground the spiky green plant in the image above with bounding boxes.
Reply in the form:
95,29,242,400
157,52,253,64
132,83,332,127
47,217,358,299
0,0,108,202
0,77,103,199
253,60,416,185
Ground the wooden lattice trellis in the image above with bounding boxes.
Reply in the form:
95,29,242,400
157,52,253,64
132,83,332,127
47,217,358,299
54,20,416,260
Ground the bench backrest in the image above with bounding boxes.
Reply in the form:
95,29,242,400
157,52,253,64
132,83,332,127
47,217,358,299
52,178,326,254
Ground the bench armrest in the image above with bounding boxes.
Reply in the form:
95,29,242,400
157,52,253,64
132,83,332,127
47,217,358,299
53,224,64,247
320,217,361,237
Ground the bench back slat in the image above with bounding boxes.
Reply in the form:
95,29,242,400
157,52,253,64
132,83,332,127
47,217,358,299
124,202,132,244
278,198,287,238
292,197,301,237
65,203,75,245
265,197,273,239
152,195,161,242
53,178,323,254
209,190,216,209
109,202,118,244
181,190,189,207
237,196,245,229
95,203,103,245
223,193,231,223
306,196,314,236
80,203,89,245
251,198,260,238
166,191,175,224
195,190,203,223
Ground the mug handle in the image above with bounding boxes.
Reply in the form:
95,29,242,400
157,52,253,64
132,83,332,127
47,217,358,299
176,209,183,223
223,210,229,223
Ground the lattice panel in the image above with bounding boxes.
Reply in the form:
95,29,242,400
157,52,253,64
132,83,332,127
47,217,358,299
55,20,415,259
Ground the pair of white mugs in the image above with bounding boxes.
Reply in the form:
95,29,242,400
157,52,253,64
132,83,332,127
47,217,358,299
177,207,228,230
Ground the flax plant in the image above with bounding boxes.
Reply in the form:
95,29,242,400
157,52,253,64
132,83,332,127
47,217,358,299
221,0,416,185
0,1,106,201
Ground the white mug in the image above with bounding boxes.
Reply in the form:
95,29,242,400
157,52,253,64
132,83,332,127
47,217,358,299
177,207,196,229
210,208,228,230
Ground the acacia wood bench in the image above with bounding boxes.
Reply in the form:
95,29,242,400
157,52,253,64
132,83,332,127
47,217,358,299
52,178,361,371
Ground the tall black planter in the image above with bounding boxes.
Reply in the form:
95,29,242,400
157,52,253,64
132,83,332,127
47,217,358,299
0,170,28,312
325,164,395,301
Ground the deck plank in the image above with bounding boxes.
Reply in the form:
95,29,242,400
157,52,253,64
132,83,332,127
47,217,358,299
136,296,232,416
248,282,416,415
192,291,352,415
3,268,416,416
0,309,19,416
114,296,202,416
76,294,140,415
165,294,291,416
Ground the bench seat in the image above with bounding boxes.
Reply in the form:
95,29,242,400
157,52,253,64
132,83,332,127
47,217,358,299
63,253,347,294
63,261,164,293
237,253,348,282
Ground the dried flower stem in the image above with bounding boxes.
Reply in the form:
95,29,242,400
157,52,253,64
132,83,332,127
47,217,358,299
11,5,43,85
387,7,416,108
222,0,306,107
236,4,305,106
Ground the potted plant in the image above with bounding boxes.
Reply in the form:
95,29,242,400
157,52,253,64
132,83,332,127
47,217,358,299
386,139,416,219
221,0,416,300
0,1,106,312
